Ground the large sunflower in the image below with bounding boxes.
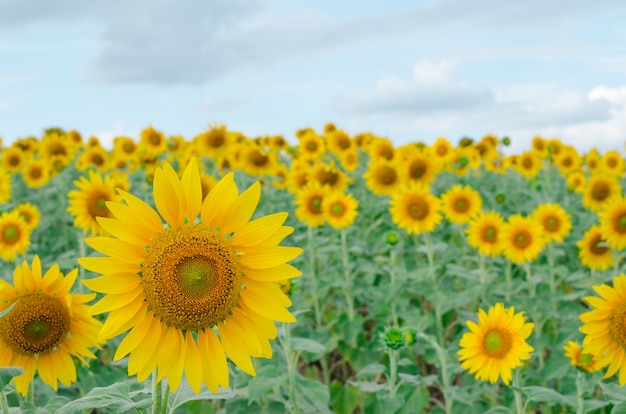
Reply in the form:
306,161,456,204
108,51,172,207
389,184,441,235
532,203,572,243
0,211,30,261
580,275,626,384
458,303,534,385
501,214,545,264
79,158,302,393
465,211,505,257
0,256,102,395
440,184,482,225
600,196,626,249
577,225,614,271
67,171,120,236
583,174,621,212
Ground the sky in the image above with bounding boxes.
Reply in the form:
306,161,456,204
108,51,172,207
1,0,626,154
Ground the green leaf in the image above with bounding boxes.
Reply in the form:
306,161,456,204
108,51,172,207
356,364,386,378
168,383,236,411
0,366,23,390
522,386,576,407
55,382,153,414
484,407,513,414
348,381,387,393
295,375,330,413
291,337,325,355
247,365,286,404
600,382,626,404
330,382,359,414
612,401,626,414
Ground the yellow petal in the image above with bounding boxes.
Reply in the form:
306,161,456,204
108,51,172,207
201,173,238,227
242,263,302,282
201,328,229,389
239,246,302,269
153,164,184,228
84,237,146,264
82,272,141,294
218,320,256,376
79,257,141,275
230,212,288,247
184,331,203,394
181,157,202,222
240,289,296,323
220,182,260,235
96,216,154,247
89,287,142,315
118,190,164,233
114,313,155,361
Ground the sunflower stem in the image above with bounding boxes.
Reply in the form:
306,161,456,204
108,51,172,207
388,349,398,398
422,233,443,344
512,369,524,414
340,229,355,321
0,390,9,414
575,370,584,414
524,263,535,298
281,322,300,414
152,370,162,414
161,383,170,414
505,260,512,301
389,248,398,327
306,226,322,327
547,243,557,310
26,381,34,404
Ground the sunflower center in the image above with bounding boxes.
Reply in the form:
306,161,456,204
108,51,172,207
20,213,31,223
562,157,572,167
617,215,626,232
609,301,626,350
579,353,593,365
436,145,448,156
483,329,512,358
2,226,19,243
376,166,397,185
149,133,161,146
454,198,469,213
484,227,496,241
522,158,533,168
207,133,225,148
0,293,70,355
91,154,105,166
608,158,617,167
380,148,393,160
407,197,429,220
9,155,20,166
317,170,339,186
249,150,269,167
409,161,426,179
545,217,559,231
29,167,42,179
142,224,243,331
87,193,111,218
123,143,135,153
495,194,505,204
331,203,344,217
307,142,318,152
590,235,610,255
457,156,469,167
591,182,610,201
514,231,531,248
310,197,322,213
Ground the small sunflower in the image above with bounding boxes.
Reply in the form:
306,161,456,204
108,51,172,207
440,184,483,225
322,191,359,229
364,159,401,196
599,197,626,250
339,149,359,172
563,341,600,373
310,163,351,193
113,136,139,160
295,182,326,228
515,151,542,179
367,138,395,161
77,146,108,172
531,136,548,159
466,211,505,257
600,150,624,176
67,171,120,236
14,202,41,232
22,159,50,188
430,137,454,165
0,256,102,395
389,184,441,235
577,225,614,271
554,148,581,177
580,275,626,384
271,164,289,191
0,167,10,203
326,129,353,155
80,159,301,393
585,149,601,174
401,150,440,186
501,214,545,264
298,130,326,160
194,125,230,159
240,145,276,177
567,171,586,193
2,146,26,173
0,211,30,261
532,203,572,243
139,126,167,155
583,174,621,212
458,303,534,385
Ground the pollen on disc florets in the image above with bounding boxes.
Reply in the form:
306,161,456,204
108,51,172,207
142,223,243,332
0,293,71,355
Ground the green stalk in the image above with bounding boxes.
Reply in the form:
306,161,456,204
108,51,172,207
479,254,486,285
161,383,170,414
307,226,322,327
282,323,300,414
505,260,513,301
422,233,443,344
152,370,162,414
340,229,355,321
388,349,398,398
0,391,9,414
575,370,584,414
524,263,535,298
389,249,398,327
512,370,524,414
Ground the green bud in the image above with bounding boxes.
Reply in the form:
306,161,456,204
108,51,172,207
381,326,405,350
502,137,511,146
404,328,417,346
386,232,398,246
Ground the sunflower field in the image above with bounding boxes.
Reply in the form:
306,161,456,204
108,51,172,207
1,125,626,413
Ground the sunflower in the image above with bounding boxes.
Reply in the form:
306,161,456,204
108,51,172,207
389,184,441,235
139,126,167,155
287,162,311,194
295,182,327,227
401,150,440,186
449,147,480,176
14,202,41,231
367,138,395,161
364,159,401,196
0,167,10,203
554,148,581,177
194,125,230,159
430,137,454,166
547,138,563,159
583,174,621,212
563,341,600,373
326,129,352,155
577,225,614,271
272,164,289,191
339,149,359,172
458,303,534,385
22,159,50,188
79,158,301,393
310,163,351,193
2,146,27,173
298,130,326,160
77,146,108,172
567,171,586,193
39,134,72,162
515,151,543,179
0,211,30,261
440,185,482,225
531,136,548,159
322,191,359,229
501,214,545,264
240,145,276,176
601,150,625,177
67,171,120,236
532,203,572,243
113,136,139,160
599,197,626,249
580,275,626,384
585,149,601,174
0,256,102,395
466,211,505,257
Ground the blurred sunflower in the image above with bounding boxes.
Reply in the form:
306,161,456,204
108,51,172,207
515,151,543,179
364,159,401,196
326,129,353,155
0,211,29,261
295,182,326,227
339,149,359,172
0,256,102,395
80,159,301,393
240,145,276,176
139,126,167,155
431,137,454,165
532,203,572,243
449,147,480,176
0,167,10,203
563,341,599,373
310,163,351,192
600,150,624,176
501,214,545,264
22,159,50,188
287,162,311,194
67,171,120,236
577,225,613,271
39,134,72,162
322,191,359,229
2,146,26,173
547,138,563,159
458,303,534,385
567,171,586,193
271,164,289,191
14,202,41,232
401,150,440,186
580,275,626,384
583,174,621,212
585,149,601,174
531,136,548,159
194,125,230,159
298,130,326,160
77,146,108,172
440,184,482,225
466,211,505,257
367,138,395,161
389,184,441,235
113,136,139,160
599,197,626,249
554,148,581,176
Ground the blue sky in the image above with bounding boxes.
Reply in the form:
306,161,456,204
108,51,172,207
1,0,626,154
